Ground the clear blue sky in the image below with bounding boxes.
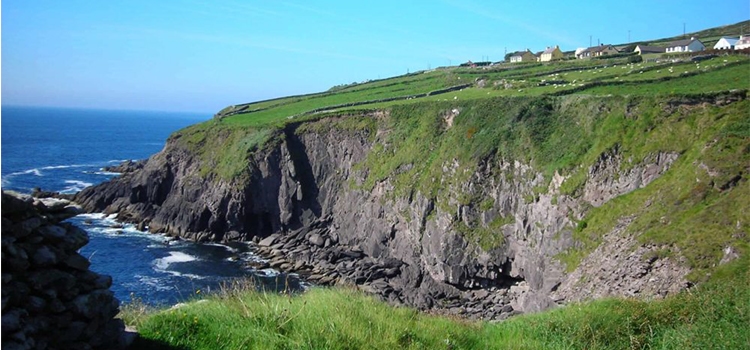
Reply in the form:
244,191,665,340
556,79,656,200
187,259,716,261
3,1,749,113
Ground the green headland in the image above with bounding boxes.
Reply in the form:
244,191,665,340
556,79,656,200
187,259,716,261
123,20,750,349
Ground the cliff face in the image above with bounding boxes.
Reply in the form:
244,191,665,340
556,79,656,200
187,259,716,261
74,93,747,319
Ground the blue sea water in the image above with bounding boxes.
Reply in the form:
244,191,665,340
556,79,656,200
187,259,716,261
1,106,303,306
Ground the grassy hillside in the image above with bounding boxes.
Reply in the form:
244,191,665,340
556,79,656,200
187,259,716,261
212,55,747,128
124,255,749,349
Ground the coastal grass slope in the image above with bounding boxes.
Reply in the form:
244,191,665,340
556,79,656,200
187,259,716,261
123,255,749,350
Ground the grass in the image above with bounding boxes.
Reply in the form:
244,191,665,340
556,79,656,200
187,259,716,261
122,255,750,350
582,60,750,95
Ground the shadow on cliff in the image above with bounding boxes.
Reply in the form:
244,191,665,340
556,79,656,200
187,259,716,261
284,125,322,227
128,337,188,350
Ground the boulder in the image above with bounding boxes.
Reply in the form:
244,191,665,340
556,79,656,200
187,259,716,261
308,233,326,247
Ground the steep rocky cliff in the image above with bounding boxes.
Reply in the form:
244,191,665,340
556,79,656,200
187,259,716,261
75,92,749,319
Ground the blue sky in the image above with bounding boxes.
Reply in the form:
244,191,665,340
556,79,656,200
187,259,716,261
3,1,749,113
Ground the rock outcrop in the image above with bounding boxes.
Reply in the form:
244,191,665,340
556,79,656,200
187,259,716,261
1,191,130,350
74,101,696,319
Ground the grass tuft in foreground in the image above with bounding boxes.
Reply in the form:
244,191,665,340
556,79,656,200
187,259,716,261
123,255,750,350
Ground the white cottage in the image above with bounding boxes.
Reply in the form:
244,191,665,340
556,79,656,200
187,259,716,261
714,37,739,50
665,37,705,53
736,35,750,50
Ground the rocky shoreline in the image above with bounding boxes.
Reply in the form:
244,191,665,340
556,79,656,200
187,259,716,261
250,216,525,321
30,187,525,321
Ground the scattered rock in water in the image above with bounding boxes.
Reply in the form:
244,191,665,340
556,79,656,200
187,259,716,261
247,261,270,270
102,160,145,174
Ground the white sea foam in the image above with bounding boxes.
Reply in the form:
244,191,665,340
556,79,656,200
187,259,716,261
41,160,129,170
153,252,199,271
1,160,130,187
159,270,206,280
40,164,87,170
1,168,44,186
257,268,280,277
204,243,239,253
61,180,94,193
77,213,108,220
134,275,175,291
239,251,268,264
93,171,121,176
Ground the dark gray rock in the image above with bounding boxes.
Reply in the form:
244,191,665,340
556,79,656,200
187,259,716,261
308,233,325,247
36,225,67,240
37,198,71,212
64,253,91,271
2,190,126,349
72,290,118,320
32,246,58,266
2,309,26,333
11,217,43,238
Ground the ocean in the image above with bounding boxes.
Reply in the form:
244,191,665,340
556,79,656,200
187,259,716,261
1,106,304,306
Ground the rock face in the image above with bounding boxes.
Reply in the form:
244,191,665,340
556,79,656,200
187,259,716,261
1,191,128,350
75,110,686,319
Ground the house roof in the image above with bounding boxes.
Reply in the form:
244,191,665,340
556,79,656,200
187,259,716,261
635,45,665,53
542,46,560,54
667,38,702,48
590,45,617,53
510,50,534,57
578,44,617,55
716,37,739,45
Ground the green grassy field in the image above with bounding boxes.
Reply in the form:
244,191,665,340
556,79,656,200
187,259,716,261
213,55,749,130
123,255,750,350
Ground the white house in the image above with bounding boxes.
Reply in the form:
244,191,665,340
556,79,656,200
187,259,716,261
665,37,705,53
714,37,739,50
736,35,750,50
539,45,563,62
509,50,536,63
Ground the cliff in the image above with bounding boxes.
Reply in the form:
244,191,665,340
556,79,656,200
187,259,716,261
75,92,749,319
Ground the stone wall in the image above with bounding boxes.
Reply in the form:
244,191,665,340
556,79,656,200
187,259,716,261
2,191,127,350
